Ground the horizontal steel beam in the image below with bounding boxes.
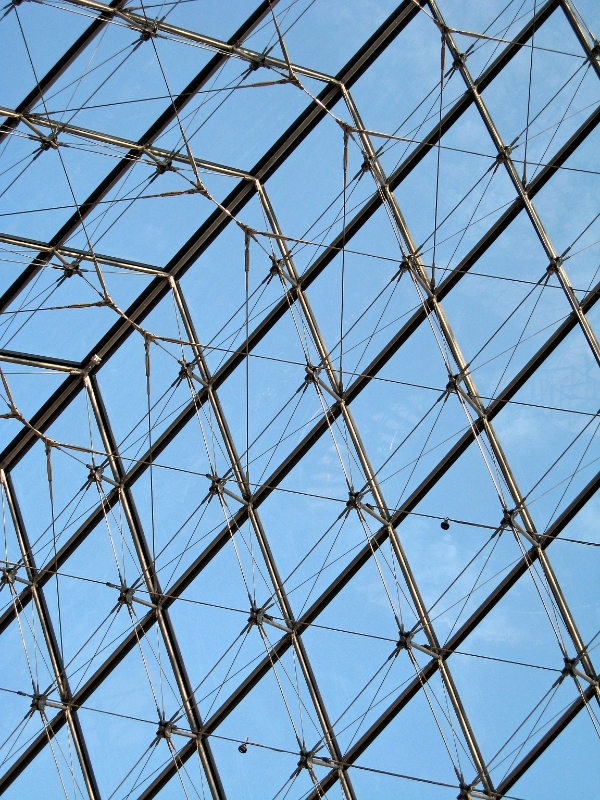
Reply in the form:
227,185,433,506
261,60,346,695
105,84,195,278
0,104,253,180
0,231,165,276
0,349,81,373
52,0,337,84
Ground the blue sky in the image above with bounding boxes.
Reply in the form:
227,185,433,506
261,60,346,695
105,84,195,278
1,1,600,799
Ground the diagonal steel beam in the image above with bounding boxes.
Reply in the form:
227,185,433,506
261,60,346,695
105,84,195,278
131,455,600,800
0,0,559,476
428,0,600,697
0,0,126,145
0,0,278,316
4,296,599,795
2,97,599,645
495,684,596,796
169,278,357,800
430,0,600,366
560,0,600,82
84,375,228,799
0,470,101,800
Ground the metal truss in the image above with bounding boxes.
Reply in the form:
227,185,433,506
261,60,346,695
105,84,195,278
1,1,600,799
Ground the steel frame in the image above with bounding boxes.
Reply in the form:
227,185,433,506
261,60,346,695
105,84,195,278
1,0,599,798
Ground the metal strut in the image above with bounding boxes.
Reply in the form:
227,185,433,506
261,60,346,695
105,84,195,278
168,278,358,800
83,376,227,800
0,470,101,800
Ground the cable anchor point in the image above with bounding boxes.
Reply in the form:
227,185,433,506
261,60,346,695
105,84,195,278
495,144,512,165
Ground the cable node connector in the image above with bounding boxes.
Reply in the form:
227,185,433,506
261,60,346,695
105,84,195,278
268,254,282,278
40,133,58,151
453,53,466,71
304,363,320,384
30,693,47,713
446,373,461,394
457,783,472,800
139,20,159,41
249,54,266,71
86,463,104,484
547,256,563,274
153,158,173,175
0,566,16,587
156,718,174,741
177,359,194,382
247,603,272,628
495,144,512,164
345,489,363,511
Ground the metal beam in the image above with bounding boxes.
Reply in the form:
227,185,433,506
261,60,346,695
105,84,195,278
0,471,101,800
0,0,126,144
2,96,599,644
496,684,596,796
0,231,165,276
0,0,422,482
0,103,253,180
560,0,600,82
283,464,600,800
431,0,600,368
130,456,600,800
0,0,559,475
0,0,279,316
428,0,600,696
84,375,228,799
170,278,357,800
50,0,337,84
4,288,599,794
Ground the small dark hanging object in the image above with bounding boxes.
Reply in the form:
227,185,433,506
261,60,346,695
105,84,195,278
441,518,450,531
238,738,248,754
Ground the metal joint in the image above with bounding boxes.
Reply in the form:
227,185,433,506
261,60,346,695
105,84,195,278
453,53,466,71
249,54,267,71
247,603,292,633
395,626,413,652
138,19,159,41
495,144,512,164
547,256,563,274
86,463,104,484
59,261,82,278
563,656,598,686
457,784,472,800
304,363,320,384
153,158,173,175
345,489,363,511
107,582,156,609
30,694,47,713
117,585,135,607
248,604,271,628
156,719,174,741
0,566,16,587
1,565,34,587
40,133,59,151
